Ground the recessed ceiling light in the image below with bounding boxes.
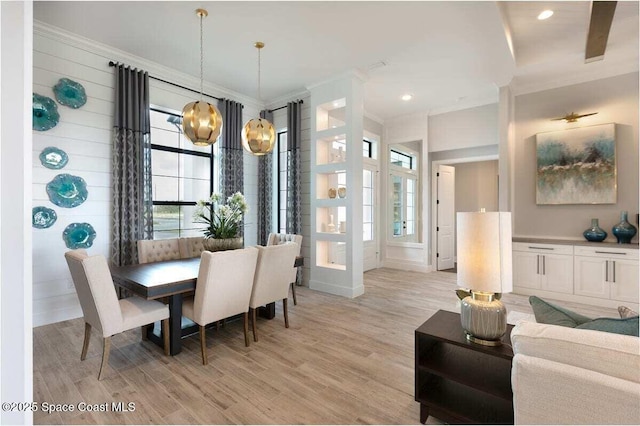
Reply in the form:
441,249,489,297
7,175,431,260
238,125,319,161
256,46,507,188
537,10,554,20
401,94,413,101
333,101,340,107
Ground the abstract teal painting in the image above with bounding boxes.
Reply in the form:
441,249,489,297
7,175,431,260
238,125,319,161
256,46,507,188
536,123,616,205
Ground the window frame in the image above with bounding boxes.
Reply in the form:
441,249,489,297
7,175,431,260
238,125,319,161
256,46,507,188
276,130,288,234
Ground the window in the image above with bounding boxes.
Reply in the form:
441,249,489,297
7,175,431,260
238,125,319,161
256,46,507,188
390,149,414,169
150,108,213,239
363,139,373,158
277,131,288,234
363,169,374,241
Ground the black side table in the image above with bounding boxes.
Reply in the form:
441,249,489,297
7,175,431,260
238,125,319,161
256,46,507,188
415,310,515,424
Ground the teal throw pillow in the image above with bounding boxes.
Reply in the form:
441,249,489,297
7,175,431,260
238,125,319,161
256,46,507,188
576,316,640,337
529,296,592,327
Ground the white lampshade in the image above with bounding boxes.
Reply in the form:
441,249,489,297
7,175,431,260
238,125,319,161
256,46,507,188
456,211,513,294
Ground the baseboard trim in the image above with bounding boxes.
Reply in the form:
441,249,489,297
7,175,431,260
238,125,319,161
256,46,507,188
381,259,431,273
309,280,364,298
33,305,82,327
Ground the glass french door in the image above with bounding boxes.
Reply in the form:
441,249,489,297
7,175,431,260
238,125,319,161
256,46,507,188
390,171,417,242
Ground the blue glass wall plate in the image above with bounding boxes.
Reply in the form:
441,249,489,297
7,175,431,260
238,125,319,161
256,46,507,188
63,223,96,249
39,146,69,169
32,206,57,229
33,93,60,131
53,78,87,109
46,174,88,208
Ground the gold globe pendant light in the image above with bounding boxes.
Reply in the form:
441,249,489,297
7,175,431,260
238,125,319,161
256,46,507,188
241,42,275,156
182,9,223,147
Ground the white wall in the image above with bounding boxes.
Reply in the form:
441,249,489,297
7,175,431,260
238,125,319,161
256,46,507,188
1,2,33,424
32,23,262,326
513,72,639,242
428,103,498,152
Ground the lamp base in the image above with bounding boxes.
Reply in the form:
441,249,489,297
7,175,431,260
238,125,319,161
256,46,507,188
460,291,507,346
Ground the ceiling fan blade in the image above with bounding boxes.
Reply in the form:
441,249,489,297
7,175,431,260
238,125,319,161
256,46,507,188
585,1,617,63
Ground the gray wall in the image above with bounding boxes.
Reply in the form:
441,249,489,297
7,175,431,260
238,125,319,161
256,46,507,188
513,72,639,242
455,160,499,213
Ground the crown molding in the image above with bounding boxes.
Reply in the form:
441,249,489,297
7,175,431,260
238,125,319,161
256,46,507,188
305,68,369,92
364,110,384,125
510,64,639,97
266,89,310,110
33,20,265,110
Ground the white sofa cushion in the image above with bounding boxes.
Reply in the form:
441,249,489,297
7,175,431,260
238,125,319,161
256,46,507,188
511,320,640,383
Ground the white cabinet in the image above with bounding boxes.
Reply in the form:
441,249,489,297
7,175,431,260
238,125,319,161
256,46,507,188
513,243,574,294
574,246,639,303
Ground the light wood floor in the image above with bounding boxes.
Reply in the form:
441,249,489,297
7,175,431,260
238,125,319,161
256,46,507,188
33,268,616,425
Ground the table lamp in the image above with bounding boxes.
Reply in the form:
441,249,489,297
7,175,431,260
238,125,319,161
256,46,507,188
456,211,512,346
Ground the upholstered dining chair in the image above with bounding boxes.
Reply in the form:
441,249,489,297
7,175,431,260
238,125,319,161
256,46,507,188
64,250,170,380
249,243,299,342
181,247,259,365
137,238,181,264
179,236,205,259
266,233,303,305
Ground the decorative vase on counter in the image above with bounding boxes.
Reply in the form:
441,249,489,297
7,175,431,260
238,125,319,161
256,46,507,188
203,236,243,252
338,186,346,198
612,211,637,244
583,218,607,242
328,187,337,199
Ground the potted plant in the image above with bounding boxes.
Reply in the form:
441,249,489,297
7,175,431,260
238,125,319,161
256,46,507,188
193,192,248,251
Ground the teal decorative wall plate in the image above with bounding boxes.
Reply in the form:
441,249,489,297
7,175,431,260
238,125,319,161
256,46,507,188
46,174,88,208
39,146,69,170
53,78,87,109
32,206,57,229
63,223,96,249
33,93,60,131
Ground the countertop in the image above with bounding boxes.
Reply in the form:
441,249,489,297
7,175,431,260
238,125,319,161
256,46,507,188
513,237,639,250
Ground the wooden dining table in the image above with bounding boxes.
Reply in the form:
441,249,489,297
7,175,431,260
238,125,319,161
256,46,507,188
110,256,303,355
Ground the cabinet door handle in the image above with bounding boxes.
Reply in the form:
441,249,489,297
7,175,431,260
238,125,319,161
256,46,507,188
536,255,540,274
529,246,554,250
542,255,546,275
595,251,626,255
605,260,609,282
612,261,616,283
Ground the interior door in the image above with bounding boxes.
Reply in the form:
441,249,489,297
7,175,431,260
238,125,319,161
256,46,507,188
363,165,378,271
436,164,455,270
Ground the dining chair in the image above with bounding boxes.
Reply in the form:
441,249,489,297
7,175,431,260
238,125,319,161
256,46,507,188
64,250,170,380
249,243,299,342
181,247,259,365
179,236,205,259
137,238,181,264
266,232,303,305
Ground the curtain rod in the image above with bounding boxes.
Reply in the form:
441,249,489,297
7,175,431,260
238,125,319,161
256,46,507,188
269,99,304,113
109,60,224,102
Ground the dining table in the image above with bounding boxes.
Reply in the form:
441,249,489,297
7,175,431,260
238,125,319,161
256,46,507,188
110,255,304,355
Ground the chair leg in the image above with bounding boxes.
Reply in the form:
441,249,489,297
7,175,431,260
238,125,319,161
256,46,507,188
199,325,207,365
251,308,258,342
216,320,220,330
141,325,149,341
162,319,170,356
283,298,290,328
291,282,298,305
243,312,250,347
98,337,111,381
81,322,91,361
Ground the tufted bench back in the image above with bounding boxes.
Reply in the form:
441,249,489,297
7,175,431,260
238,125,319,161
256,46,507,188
137,238,181,264
179,236,205,259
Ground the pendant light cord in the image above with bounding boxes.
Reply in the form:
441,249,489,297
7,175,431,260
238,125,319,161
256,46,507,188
257,46,262,102
199,13,204,102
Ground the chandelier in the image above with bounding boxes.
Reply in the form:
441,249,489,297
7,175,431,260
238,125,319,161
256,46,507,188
182,9,223,147
241,42,275,155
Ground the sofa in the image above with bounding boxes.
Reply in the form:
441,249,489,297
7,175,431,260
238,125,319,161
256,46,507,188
511,320,640,424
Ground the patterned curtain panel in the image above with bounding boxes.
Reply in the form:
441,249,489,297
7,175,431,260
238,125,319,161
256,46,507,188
111,65,153,266
286,101,303,235
257,109,273,245
218,99,244,198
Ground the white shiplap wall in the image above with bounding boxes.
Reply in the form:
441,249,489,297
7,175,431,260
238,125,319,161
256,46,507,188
271,95,311,286
33,26,261,326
